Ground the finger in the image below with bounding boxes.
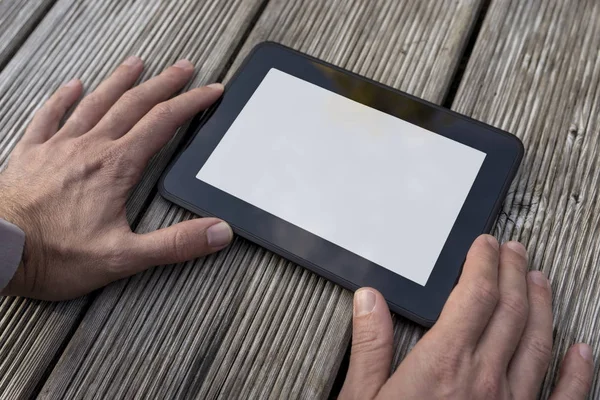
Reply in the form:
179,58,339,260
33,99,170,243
477,242,529,366
121,218,233,276
549,344,594,400
59,56,144,138
430,235,500,347
507,271,553,399
91,59,196,140
20,79,82,145
117,84,223,164
339,288,393,400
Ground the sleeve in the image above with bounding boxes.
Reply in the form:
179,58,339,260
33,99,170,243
0,218,25,291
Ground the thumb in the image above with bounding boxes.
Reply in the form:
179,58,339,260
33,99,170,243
126,217,233,275
549,343,594,400
339,288,394,400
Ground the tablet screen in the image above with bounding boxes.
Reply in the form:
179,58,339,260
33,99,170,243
197,68,486,286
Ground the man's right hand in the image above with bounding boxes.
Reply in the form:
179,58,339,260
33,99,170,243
340,235,594,399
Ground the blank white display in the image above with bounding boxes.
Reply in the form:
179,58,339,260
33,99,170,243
197,69,486,286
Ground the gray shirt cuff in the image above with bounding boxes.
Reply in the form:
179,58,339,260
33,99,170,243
0,218,24,291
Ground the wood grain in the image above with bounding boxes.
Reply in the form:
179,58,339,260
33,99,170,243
40,1,484,398
0,0,55,69
0,0,267,398
390,0,600,397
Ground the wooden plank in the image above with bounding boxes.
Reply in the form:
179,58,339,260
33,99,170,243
41,1,485,398
0,0,268,398
0,0,55,69
390,0,600,398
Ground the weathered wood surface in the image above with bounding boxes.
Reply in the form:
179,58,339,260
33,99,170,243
390,0,600,398
0,0,55,69
0,0,268,398
38,0,484,398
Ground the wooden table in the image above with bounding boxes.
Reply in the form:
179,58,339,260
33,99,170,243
1,0,599,398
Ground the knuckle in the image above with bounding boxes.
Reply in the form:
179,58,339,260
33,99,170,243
79,93,103,111
475,373,502,399
468,280,499,309
100,144,123,165
170,228,194,263
569,369,592,392
522,334,552,367
68,136,92,155
511,248,529,267
99,146,139,185
424,348,473,398
560,392,582,400
502,248,528,274
511,258,529,275
351,318,393,356
430,351,463,382
151,102,175,121
472,358,503,399
504,241,527,257
116,153,138,176
469,249,498,268
102,104,128,126
121,89,145,105
351,337,390,361
61,139,102,174
63,139,82,157
498,293,528,321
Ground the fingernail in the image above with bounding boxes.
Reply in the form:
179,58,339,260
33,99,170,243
485,235,499,250
123,55,141,66
64,78,80,88
354,289,376,317
173,59,194,70
578,343,593,363
206,221,233,247
507,241,528,258
207,83,224,90
529,271,549,288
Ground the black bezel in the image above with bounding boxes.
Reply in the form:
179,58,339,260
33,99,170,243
159,42,523,327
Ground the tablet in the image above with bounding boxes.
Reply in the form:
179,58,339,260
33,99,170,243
160,42,523,326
